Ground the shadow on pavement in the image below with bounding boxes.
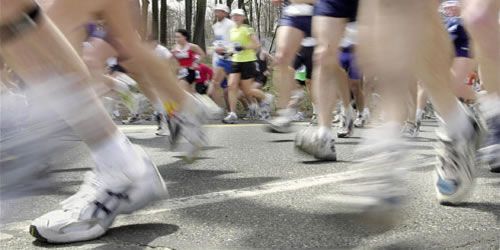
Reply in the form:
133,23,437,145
32,223,178,249
158,160,280,198
460,202,500,223
176,199,399,248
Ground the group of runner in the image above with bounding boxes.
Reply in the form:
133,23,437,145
0,0,498,245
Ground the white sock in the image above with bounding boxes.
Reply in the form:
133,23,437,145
312,104,317,114
441,103,472,140
318,126,332,138
416,108,423,120
152,100,167,115
90,131,146,181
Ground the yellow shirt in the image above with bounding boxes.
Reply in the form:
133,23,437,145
230,25,257,62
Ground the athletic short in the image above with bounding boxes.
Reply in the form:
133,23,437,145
279,16,313,37
216,58,233,74
220,79,228,89
179,68,197,84
255,74,268,86
314,0,359,22
454,41,470,58
339,46,361,80
293,46,314,80
231,61,257,80
195,83,208,95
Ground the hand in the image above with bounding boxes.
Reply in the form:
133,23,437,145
215,47,226,55
271,0,283,6
234,45,244,52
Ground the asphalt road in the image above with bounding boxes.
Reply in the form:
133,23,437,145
1,119,499,249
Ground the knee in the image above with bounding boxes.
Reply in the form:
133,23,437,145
313,46,338,68
274,49,294,67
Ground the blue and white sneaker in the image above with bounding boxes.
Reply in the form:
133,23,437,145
434,109,485,205
30,146,167,243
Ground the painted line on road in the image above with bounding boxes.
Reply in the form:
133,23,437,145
1,168,368,236
119,123,265,131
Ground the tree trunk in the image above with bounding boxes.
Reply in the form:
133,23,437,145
249,0,253,24
160,0,167,45
254,0,260,39
185,0,193,36
140,0,149,39
152,0,159,40
192,0,207,50
227,0,234,10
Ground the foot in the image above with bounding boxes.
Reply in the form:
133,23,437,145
266,109,294,133
401,121,419,138
30,147,167,243
223,112,238,124
435,109,485,205
295,127,337,161
337,109,354,138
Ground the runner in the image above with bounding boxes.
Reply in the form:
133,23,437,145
0,0,208,243
267,0,315,133
462,0,500,173
208,4,234,110
172,29,206,93
222,9,273,124
294,0,358,161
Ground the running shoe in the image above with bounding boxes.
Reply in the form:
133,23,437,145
30,146,167,243
223,112,238,124
337,108,354,138
266,109,294,133
478,97,500,173
309,113,318,126
434,109,485,205
168,97,209,161
292,111,305,122
317,144,407,214
295,127,337,161
401,121,419,138
259,93,275,121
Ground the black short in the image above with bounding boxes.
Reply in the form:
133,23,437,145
314,0,359,22
255,75,268,86
195,83,208,95
180,68,197,84
293,46,314,80
231,61,257,80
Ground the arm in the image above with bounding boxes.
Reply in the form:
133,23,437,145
243,34,261,50
191,44,206,60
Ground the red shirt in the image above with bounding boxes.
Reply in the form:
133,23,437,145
196,63,213,85
172,44,197,68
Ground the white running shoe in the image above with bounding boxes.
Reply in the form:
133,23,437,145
168,96,209,161
266,109,295,133
434,109,485,205
295,127,337,161
317,140,408,214
30,146,167,243
223,112,238,124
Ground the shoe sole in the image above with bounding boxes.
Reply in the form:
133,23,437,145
265,124,292,134
294,143,337,162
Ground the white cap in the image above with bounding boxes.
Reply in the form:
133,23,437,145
441,0,460,8
214,4,229,13
230,8,245,17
